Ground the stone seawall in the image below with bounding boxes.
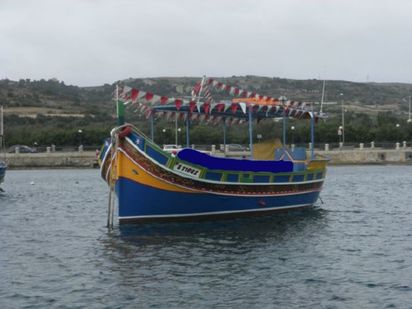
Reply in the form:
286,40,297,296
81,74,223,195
317,148,412,164
3,148,412,169
4,152,98,168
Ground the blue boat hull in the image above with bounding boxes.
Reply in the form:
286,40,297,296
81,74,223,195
116,177,321,224
0,163,6,185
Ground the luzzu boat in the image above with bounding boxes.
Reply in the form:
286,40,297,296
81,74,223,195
0,105,5,189
99,77,328,225
0,161,6,187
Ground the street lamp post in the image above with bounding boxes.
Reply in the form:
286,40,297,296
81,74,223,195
396,123,400,144
290,126,295,146
162,128,166,146
78,129,83,152
78,129,83,146
339,93,345,145
177,128,181,146
338,126,343,146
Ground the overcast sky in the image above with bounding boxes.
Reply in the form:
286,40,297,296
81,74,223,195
1,0,412,86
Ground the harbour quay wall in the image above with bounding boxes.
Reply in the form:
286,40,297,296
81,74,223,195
3,148,412,168
4,151,98,168
227,148,412,164
317,148,412,165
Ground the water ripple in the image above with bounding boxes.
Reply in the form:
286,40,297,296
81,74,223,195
0,166,412,308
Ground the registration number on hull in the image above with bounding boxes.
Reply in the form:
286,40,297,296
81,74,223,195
173,163,201,178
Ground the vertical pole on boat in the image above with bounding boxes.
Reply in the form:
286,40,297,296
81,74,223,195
116,85,125,126
107,85,121,229
320,80,326,115
0,105,3,150
107,182,114,228
106,188,111,227
110,184,115,228
107,132,119,229
310,112,315,160
0,105,3,138
248,105,254,159
150,111,154,141
185,112,190,148
175,113,178,146
279,96,287,148
0,105,4,159
283,110,287,148
223,117,227,154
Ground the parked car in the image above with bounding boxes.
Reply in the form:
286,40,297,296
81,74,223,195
7,145,37,153
227,144,249,152
163,144,182,155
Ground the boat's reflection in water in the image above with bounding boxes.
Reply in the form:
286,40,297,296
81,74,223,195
112,207,328,248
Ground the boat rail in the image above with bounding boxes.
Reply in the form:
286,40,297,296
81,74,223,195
109,124,327,186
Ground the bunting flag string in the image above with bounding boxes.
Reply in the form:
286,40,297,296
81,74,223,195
115,80,320,122
117,84,306,112
204,78,314,112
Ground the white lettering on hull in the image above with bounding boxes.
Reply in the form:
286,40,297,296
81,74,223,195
173,163,201,178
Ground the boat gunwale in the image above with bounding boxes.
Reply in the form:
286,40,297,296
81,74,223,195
123,134,327,186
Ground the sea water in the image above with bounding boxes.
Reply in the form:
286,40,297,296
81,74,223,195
0,166,411,308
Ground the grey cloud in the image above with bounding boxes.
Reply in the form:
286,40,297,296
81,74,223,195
1,0,412,86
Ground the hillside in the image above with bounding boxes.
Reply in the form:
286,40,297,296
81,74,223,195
2,76,412,116
1,76,412,147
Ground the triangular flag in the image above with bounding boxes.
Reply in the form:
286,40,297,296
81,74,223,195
216,103,225,113
130,88,139,102
145,92,154,101
231,103,239,114
160,96,168,104
152,95,161,103
203,103,210,114
196,102,202,113
224,102,232,112
175,99,183,110
189,101,196,113
137,91,146,99
239,102,247,114
210,102,219,112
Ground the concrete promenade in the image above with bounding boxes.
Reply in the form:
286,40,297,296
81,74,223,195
3,146,412,168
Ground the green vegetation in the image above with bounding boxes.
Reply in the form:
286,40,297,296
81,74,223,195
1,77,412,147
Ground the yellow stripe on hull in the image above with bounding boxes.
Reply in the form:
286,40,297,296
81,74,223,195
116,151,196,193
307,160,328,171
